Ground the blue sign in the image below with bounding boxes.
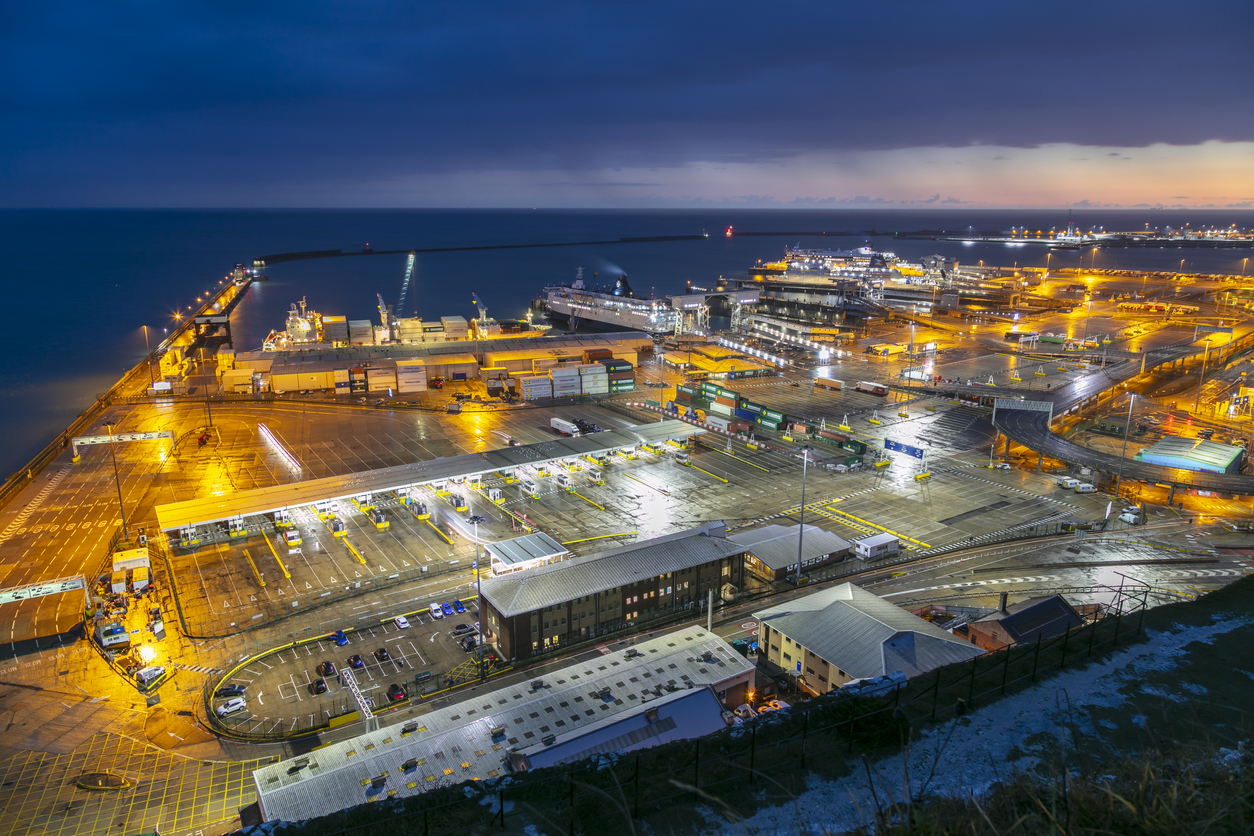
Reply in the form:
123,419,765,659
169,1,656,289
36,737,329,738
1235,396,1250,406
884,439,925,460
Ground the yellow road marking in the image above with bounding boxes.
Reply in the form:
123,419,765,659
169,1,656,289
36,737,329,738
260,530,291,579
242,548,266,587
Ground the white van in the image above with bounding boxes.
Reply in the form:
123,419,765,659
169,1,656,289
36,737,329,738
1073,483,1097,494
1118,512,1141,525
1057,477,1080,489
135,665,165,687
429,603,443,619
215,697,247,717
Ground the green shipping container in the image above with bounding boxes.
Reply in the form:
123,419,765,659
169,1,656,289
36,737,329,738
740,401,764,415
690,396,712,409
763,408,786,422
755,417,781,430
678,384,697,396
842,440,867,455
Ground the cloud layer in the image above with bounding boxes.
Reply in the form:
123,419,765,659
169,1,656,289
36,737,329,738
3,1,1252,206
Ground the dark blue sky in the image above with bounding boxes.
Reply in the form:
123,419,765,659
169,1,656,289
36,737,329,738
4,1,1253,207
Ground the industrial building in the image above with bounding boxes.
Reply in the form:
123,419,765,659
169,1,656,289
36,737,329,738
251,627,752,823
222,331,653,394
1133,436,1245,474
752,583,982,695
961,595,1085,652
729,523,850,582
483,531,569,577
479,522,746,662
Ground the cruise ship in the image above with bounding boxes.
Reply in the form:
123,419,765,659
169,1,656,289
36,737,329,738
542,269,681,334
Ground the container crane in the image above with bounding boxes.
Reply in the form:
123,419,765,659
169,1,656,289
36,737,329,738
397,252,415,316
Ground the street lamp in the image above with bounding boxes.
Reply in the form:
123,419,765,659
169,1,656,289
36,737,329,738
142,325,154,384
104,420,130,541
1082,299,1093,341
468,514,488,682
794,445,813,582
1114,393,1135,500
1193,339,1212,414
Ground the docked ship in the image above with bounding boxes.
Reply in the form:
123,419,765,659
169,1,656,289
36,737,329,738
542,268,681,334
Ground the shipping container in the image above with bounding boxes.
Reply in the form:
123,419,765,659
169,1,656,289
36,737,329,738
333,368,350,392
815,378,843,391
855,381,889,396
739,401,764,415
705,415,732,431
322,315,349,343
710,401,734,417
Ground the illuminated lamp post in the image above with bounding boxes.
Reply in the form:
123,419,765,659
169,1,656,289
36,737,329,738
104,421,129,541
794,445,813,583
1114,392,1135,500
468,514,488,682
1193,339,1212,414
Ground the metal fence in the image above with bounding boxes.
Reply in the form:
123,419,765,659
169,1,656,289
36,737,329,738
279,595,1150,836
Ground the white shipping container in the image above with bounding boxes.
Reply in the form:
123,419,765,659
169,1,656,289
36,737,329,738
705,415,732,431
367,371,397,392
710,401,734,417
550,368,580,379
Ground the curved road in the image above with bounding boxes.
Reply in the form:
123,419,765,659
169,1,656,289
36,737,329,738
993,408,1254,493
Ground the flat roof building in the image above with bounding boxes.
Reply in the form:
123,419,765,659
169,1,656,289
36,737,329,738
1134,436,1244,474
752,583,982,696
729,523,850,582
480,522,745,662
485,531,569,576
252,626,752,823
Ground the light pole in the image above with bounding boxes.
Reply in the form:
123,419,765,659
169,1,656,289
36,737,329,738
468,514,487,682
1242,258,1249,277
1193,339,1212,414
1114,392,1135,500
104,421,130,541
142,325,154,384
794,446,812,582
1082,300,1093,341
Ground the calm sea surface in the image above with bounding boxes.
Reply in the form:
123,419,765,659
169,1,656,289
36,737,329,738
2,208,1252,477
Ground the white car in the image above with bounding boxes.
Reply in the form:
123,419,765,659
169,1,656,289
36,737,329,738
993,462,1011,470
394,616,410,629
215,697,247,717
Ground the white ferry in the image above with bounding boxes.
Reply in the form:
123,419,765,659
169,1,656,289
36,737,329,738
543,269,680,334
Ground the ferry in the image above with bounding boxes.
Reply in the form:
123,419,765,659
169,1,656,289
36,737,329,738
542,269,681,334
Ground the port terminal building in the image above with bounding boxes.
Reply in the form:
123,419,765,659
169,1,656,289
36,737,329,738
479,522,746,662
251,626,752,823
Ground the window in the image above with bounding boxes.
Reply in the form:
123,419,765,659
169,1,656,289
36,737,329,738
532,624,538,633
544,621,549,629
806,667,816,676
783,653,792,663
722,565,729,576
770,645,779,653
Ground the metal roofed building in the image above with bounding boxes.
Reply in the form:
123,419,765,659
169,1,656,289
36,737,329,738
508,685,728,773
155,421,705,532
729,523,851,582
964,595,1085,652
485,531,569,576
251,626,752,824
1133,436,1245,474
480,522,746,661
752,583,982,696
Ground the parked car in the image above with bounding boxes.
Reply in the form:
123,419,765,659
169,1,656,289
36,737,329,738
375,648,391,662
316,661,336,677
215,697,247,717
993,462,1011,470
452,599,466,614
310,679,328,695
332,629,349,646
347,654,364,669
428,603,443,619
387,683,407,702
461,636,478,652
394,616,410,629
214,684,246,699
441,602,455,616
452,623,476,636
733,704,756,720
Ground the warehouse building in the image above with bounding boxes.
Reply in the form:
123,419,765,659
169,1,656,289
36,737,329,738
753,583,982,696
729,523,850,582
1133,436,1245,474
479,522,745,662
252,627,752,824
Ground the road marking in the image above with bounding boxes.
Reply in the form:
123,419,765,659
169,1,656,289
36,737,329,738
256,691,264,706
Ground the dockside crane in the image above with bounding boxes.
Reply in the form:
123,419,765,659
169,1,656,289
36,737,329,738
377,293,396,342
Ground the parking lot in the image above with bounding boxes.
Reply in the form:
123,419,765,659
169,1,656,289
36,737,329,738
210,602,489,733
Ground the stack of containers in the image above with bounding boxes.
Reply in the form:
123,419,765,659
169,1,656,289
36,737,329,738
600,358,635,393
519,375,552,401
348,320,373,345
578,363,609,396
550,366,583,398
710,387,737,418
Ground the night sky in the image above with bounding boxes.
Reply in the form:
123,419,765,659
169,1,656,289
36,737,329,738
4,1,1253,208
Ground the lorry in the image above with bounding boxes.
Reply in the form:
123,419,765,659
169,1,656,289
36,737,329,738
550,418,581,437
855,381,889,396
815,378,843,391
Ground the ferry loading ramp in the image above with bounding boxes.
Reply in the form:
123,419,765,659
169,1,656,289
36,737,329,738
154,421,705,532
